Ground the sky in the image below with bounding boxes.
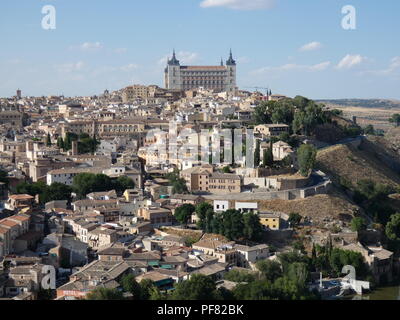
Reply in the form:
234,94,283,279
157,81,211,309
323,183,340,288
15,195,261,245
0,0,399,99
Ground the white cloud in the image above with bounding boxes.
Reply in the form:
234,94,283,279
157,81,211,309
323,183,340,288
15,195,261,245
299,41,322,52
119,64,138,72
55,61,85,73
389,56,400,70
69,42,104,52
309,61,331,71
336,54,365,69
200,0,275,10
158,51,199,65
363,56,400,76
114,48,128,54
253,61,331,74
81,42,103,50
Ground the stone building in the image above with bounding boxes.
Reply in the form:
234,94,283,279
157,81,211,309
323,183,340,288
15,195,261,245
164,50,237,93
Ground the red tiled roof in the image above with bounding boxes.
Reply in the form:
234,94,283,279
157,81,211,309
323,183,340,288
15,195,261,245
0,219,19,228
8,194,34,200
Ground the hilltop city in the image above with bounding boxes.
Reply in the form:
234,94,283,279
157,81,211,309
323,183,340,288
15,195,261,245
0,51,400,301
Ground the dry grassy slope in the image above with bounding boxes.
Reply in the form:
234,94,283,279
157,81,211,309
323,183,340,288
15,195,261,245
316,140,400,189
258,193,359,225
381,127,400,153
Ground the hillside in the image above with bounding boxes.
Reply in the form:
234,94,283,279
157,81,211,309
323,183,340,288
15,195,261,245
258,193,360,226
316,138,400,189
317,99,400,110
383,127,400,153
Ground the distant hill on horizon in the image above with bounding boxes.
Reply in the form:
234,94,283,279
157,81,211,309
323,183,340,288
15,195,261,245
315,99,400,109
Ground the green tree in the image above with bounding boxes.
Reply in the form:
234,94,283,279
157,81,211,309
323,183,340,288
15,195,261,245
78,133,100,154
385,213,400,241
286,262,309,288
205,208,216,233
222,166,232,174
174,204,195,226
242,211,263,241
351,217,367,232
222,210,244,241
389,114,400,127
288,213,302,227
72,173,113,199
195,202,213,230
0,169,9,187
41,183,72,204
167,169,189,194
64,132,78,151
256,260,282,282
46,133,52,147
224,269,257,283
16,181,72,204
57,137,65,150
254,140,261,167
139,279,161,300
271,100,295,125
121,274,142,299
86,288,124,300
254,102,272,125
279,132,300,148
292,99,329,136
113,176,135,194
262,146,274,168
171,274,218,300
16,181,47,197
297,144,317,177
364,125,375,135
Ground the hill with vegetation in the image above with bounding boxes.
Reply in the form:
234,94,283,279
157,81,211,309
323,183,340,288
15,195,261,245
316,137,400,225
316,138,400,189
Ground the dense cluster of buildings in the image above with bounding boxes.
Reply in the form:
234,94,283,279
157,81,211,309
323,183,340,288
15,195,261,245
0,55,395,300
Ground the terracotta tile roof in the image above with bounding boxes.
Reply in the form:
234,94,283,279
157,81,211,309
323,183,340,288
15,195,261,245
0,227,9,235
8,194,34,200
9,215,30,222
0,219,20,228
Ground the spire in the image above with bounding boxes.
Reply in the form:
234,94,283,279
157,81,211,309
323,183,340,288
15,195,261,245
220,57,224,66
226,49,236,66
168,49,180,66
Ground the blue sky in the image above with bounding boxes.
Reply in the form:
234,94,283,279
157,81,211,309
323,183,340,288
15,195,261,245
0,0,399,99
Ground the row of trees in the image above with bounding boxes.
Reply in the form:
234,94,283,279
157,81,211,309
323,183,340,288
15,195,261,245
16,181,72,204
311,241,370,279
57,133,100,154
86,247,371,301
225,251,318,300
346,179,400,253
87,274,231,301
350,179,397,225
15,173,136,203
195,203,263,242
72,173,135,199
254,140,275,168
254,96,332,136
